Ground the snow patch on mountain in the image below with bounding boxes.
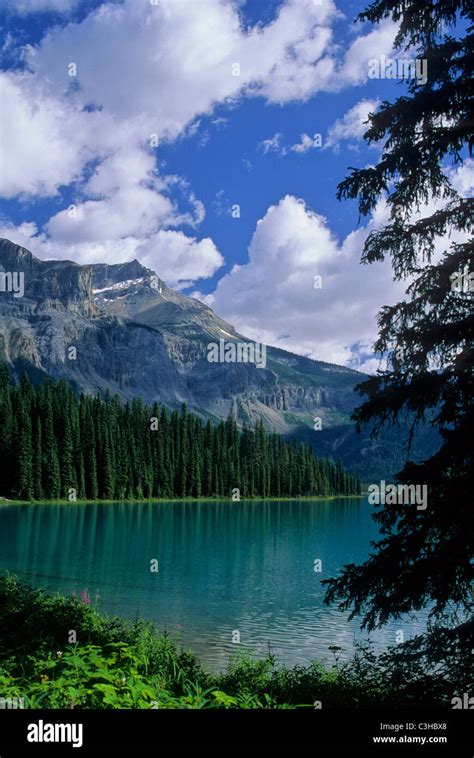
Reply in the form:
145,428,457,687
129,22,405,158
93,278,147,295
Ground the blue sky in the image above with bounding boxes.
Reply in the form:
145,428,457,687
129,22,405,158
0,0,470,369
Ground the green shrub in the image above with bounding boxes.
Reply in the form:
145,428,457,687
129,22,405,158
0,575,466,709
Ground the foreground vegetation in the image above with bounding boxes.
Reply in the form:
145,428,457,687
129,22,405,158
0,576,467,710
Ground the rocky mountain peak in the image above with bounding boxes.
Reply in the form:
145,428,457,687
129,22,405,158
0,238,38,273
90,259,161,291
0,238,364,443
0,239,96,317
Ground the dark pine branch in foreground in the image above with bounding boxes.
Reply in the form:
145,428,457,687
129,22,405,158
324,0,473,636
0,365,360,501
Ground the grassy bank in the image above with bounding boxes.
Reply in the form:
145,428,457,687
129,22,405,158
0,575,462,709
0,495,365,505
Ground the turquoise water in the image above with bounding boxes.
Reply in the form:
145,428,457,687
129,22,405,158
0,498,427,672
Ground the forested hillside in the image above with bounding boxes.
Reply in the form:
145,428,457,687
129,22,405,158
0,365,360,501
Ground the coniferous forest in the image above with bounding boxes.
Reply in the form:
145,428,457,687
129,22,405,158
0,365,360,501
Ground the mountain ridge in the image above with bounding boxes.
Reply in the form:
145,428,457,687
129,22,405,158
0,238,362,427
0,238,439,478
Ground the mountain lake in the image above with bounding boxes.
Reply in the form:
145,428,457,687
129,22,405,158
0,497,428,672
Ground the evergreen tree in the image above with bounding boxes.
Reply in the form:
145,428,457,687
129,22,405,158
0,365,359,501
203,448,213,497
100,426,115,500
41,384,61,499
82,401,98,500
33,416,43,501
0,364,14,496
324,0,473,646
58,396,75,497
17,391,33,500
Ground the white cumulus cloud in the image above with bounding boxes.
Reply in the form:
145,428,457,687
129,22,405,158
325,98,380,152
258,133,284,155
196,194,405,367
136,230,224,290
290,132,322,153
0,72,95,198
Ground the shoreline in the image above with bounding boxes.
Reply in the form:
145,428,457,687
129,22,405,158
0,494,366,506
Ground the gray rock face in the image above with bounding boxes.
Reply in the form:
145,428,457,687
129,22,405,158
0,238,363,432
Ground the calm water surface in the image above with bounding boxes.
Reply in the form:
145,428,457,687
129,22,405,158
0,498,427,672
